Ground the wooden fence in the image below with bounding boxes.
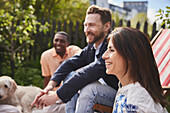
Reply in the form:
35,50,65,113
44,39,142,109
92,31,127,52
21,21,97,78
29,19,165,61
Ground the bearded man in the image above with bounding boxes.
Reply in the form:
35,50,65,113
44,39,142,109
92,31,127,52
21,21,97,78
32,5,118,113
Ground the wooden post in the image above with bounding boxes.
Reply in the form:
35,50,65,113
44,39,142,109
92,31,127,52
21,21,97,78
143,21,148,36
127,20,131,27
51,20,56,46
63,20,67,32
136,22,140,29
118,19,123,27
69,21,73,44
151,22,157,40
111,20,115,31
75,21,79,45
57,21,61,32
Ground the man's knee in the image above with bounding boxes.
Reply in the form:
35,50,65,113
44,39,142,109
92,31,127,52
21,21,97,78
79,81,117,102
82,81,100,91
78,82,101,101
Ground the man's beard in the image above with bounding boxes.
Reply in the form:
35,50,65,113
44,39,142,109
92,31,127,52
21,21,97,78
86,31,105,44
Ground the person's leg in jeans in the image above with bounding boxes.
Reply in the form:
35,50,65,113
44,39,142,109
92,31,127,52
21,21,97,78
65,93,79,113
63,71,79,113
75,81,117,113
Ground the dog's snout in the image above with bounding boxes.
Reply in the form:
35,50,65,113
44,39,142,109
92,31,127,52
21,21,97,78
0,95,2,99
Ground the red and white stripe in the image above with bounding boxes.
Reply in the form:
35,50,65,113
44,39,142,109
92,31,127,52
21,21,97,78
152,29,170,86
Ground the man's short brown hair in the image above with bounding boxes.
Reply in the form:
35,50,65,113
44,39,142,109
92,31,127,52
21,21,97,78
86,5,111,25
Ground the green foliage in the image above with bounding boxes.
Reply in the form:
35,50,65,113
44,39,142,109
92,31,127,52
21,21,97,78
166,95,170,112
34,0,89,25
0,2,37,46
130,12,153,38
14,67,43,88
0,61,11,75
0,0,49,51
156,6,170,28
13,58,43,88
0,57,43,88
112,11,121,27
131,12,148,29
0,0,49,76
23,58,41,69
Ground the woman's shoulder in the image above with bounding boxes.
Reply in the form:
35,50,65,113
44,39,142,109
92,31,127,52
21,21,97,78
128,82,149,96
126,82,167,113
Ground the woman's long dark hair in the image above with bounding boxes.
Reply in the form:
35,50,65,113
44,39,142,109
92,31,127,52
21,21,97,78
108,27,167,107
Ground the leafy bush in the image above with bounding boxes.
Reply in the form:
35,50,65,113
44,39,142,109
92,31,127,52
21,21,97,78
156,6,170,28
167,95,170,112
14,67,43,88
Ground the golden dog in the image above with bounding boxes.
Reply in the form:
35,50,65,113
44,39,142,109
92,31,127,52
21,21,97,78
0,76,41,113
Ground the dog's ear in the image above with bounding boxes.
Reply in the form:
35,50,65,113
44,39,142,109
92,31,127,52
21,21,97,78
8,77,17,95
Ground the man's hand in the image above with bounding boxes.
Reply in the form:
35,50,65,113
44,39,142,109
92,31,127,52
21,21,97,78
38,91,59,109
31,80,57,108
31,89,47,108
44,80,58,92
43,85,54,93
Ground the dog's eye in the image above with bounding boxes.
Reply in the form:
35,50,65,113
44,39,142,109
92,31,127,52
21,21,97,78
4,85,8,88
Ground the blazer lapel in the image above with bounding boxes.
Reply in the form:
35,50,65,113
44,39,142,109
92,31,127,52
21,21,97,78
98,38,108,57
89,45,96,62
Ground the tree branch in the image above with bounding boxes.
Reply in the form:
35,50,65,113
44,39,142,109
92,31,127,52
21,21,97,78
0,51,10,56
14,42,27,53
1,44,11,51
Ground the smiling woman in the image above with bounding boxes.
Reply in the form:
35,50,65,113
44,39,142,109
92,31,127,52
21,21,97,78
103,41,127,80
102,27,168,113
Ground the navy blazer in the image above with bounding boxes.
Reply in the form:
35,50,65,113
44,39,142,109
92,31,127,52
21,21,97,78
51,37,119,103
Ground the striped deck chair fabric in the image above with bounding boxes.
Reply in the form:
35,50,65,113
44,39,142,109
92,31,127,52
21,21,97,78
151,29,170,86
